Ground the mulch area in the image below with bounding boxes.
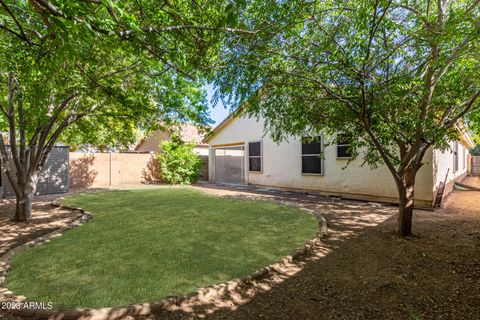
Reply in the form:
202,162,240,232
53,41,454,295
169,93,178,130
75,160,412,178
0,195,81,257
1,180,479,320
0,194,82,319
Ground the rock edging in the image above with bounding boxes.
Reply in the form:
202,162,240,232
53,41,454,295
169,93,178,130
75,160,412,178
0,202,92,316
1,201,327,320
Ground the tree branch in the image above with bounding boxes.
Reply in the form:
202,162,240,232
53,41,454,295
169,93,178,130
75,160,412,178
0,0,34,45
31,0,65,17
0,132,21,197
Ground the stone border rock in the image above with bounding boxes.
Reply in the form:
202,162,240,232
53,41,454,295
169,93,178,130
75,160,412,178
1,200,327,320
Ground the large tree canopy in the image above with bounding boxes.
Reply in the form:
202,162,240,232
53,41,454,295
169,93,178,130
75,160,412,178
0,0,250,147
0,0,251,220
214,0,480,235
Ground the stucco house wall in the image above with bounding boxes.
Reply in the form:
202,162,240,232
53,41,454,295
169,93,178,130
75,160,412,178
433,139,470,199
208,115,472,207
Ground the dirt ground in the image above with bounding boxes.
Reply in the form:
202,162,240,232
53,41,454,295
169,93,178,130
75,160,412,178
0,195,81,257
189,180,480,320
0,194,83,318
0,180,479,320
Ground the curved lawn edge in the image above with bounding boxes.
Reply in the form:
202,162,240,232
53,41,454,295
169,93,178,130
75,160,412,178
0,198,327,320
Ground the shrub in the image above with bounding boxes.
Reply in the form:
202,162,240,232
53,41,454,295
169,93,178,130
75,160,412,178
470,145,480,156
157,138,202,185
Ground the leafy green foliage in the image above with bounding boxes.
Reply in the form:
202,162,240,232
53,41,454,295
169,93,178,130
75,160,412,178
469,145,480,156
215,0,479,167
0,0,249,150
157,138,203,185
213,0,480,235
0,0,255,219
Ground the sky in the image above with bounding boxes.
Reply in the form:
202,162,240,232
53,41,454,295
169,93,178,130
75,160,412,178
205,83,230,126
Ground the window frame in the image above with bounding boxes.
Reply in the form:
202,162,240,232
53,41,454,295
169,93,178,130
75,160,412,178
301,135,324,176
453,141,459,173
248,140,263,173
336,134,352,160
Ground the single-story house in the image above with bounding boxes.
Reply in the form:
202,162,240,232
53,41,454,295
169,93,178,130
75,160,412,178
205,114,475,208
134,123,209,180
0,146,70,198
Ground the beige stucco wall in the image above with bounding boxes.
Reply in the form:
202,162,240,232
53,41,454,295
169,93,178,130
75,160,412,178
194,146,209,156
433,142,468,189
208,116,436,207
432,141,469,199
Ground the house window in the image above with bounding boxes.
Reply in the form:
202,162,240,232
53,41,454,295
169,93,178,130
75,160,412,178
453,141,459,172
337,134,352,159
248,141,262,172
302,136,323,174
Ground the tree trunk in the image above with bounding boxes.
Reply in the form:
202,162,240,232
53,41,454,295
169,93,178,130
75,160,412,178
395,168,416,236
13,174,38,222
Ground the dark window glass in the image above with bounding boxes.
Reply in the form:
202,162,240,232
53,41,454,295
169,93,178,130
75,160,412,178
301,136,322,174
337,145,351,158
453,142,458,172
337,134,352,158
248,141,262,172
301,136,321,154
249,157,261,172
249,142,261,157
302,156,322,174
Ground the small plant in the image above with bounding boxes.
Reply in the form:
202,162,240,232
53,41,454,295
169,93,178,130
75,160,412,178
470,145,480,156
157,137,202,185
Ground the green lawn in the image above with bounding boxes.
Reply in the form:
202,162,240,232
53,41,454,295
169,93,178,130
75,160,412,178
6,188,317,308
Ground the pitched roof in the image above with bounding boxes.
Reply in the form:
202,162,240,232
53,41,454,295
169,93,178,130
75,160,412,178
178,123,207,144
134,123,208,152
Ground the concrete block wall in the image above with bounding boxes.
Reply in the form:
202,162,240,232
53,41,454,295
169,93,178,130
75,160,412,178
0,146,69,198
69,152,161,189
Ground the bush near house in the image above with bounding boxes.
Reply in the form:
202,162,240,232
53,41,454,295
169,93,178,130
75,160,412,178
157,138,202,185
470,145,480,156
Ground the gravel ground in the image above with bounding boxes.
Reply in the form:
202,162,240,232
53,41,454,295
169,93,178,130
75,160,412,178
1,180,479,320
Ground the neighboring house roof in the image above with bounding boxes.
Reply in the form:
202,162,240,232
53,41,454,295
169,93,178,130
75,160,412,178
134,124,208,153
178,123,208,144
